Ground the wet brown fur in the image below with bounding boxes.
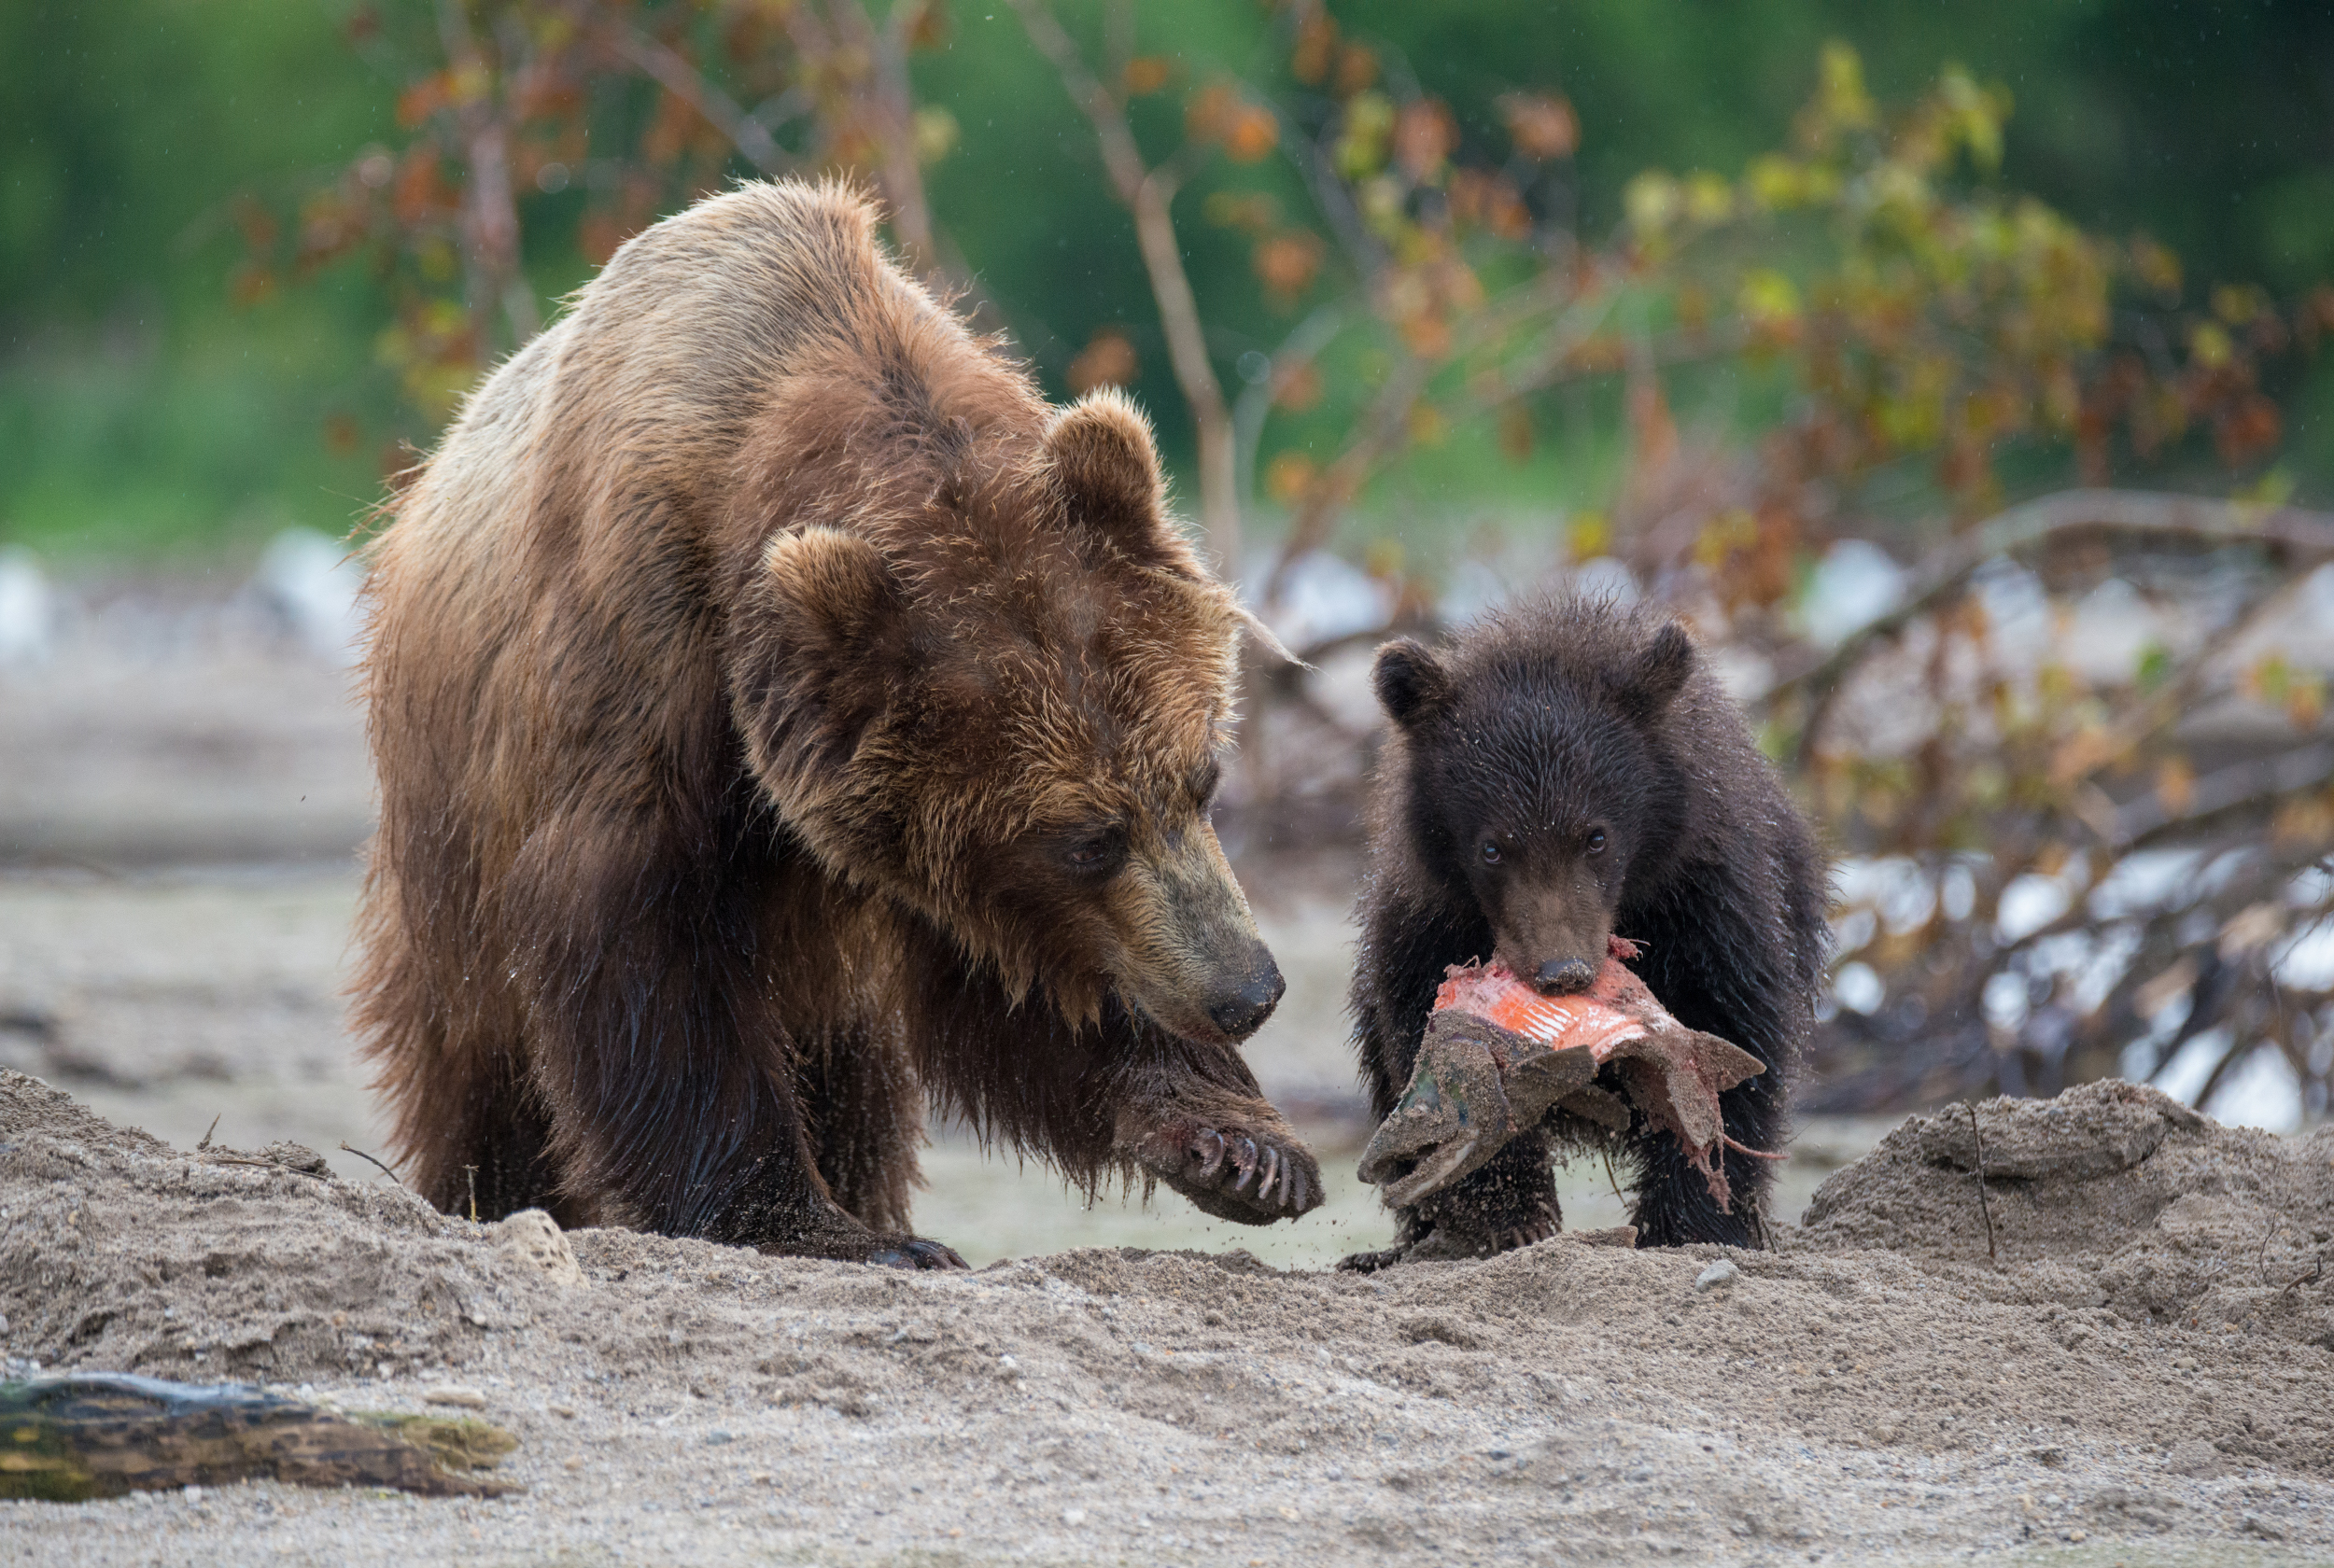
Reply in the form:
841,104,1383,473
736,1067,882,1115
354,180,1316,1264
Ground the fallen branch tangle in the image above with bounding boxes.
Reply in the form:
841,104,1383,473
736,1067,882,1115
1766,488,2334,756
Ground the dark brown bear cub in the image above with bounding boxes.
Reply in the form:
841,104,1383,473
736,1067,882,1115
1344,597,1826,1263
355,180,1320,1268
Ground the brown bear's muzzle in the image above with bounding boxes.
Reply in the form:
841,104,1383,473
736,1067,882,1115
1104,825,1284,1046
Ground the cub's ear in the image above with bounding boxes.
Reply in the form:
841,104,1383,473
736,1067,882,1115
1372,637,1451,729
1620,620,1696,721
1043,388,1201,575
749,526,914,775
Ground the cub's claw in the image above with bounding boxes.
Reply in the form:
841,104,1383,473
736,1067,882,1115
868,1238,968,1270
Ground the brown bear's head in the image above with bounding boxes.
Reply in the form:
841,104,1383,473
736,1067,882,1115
746,388,1283,1048
1370,606,1698,994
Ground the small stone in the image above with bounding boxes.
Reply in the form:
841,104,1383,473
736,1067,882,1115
1694,1259,1740,1292
563,1456,585,1473
1062,1506,1087,1525
549,1403,576,1418
491,1209,584,1288
707,1429,734,1445
260,1141,331,1176
422,1384,487,1408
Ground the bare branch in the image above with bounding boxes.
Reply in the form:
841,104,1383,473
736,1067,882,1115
812,0,938,272
438,0,535,343
579,4,789,175
1009,0,1242,576
1263,274,1621,596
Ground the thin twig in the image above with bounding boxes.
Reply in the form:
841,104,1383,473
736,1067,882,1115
340,1141,407,1189
197,1114,220,1151
204,1155,329,1181
1599,1145,1624,1204
464,1165,480,1224
1968,1102,1999,1267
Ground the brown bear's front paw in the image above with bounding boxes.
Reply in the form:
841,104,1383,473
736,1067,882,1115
1141,1123,1322,1225
865,1238,968,1270
1335,1246,1407,1274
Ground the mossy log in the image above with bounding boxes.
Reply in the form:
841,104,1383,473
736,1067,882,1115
0,1374,519,1502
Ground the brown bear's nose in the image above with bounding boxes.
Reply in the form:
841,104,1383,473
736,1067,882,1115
1206,963,1287,1040
1534,958,1596,994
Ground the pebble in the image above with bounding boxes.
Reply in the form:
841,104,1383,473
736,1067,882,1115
1694,1259,1740,1292
423,1384,487,1408
1062,1507,1087,1525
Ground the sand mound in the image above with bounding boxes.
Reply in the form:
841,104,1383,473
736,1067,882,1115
1803,1080,2334,1352
7,1069,2334,1565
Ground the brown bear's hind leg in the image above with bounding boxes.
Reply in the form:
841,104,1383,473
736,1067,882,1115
510,817,963,1268
383,1042,572,1225
796,1024,923,1237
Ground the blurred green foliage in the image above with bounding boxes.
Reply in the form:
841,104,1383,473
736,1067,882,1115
6,0,2333,561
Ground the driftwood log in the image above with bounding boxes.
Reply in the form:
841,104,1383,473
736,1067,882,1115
0,1374,517,1502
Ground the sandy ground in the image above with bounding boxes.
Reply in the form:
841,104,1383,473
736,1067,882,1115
4,1072,2331,1568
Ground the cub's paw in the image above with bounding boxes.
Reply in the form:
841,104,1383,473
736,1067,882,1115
1343,1201,1558,1268
865,1238,969,1270
1139,1122,1322,1225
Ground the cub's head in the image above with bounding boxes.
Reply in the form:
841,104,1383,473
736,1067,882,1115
745,388,1282,1046
1371,604,1697,993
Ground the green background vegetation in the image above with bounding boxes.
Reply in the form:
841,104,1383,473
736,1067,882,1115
7,0,2334,564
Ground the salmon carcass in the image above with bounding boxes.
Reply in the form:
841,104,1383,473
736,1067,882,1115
1357,937,1774,1212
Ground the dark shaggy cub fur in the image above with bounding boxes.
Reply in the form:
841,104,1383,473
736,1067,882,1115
356,180,1318,1267
1345,597,1827,1262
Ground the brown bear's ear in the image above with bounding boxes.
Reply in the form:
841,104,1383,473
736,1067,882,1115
1042,388,1196,574
754,526,914,766
1619,620,1695,721
1372,637,1451,728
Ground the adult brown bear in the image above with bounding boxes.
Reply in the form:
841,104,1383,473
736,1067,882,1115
354,180,1319,1267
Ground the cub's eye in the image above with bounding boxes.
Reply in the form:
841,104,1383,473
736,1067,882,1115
1586,829,1608,854
1480,841,1502,866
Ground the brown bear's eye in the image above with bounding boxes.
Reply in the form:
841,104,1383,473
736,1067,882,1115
1480,841,1502,866
1586,829,1608,854
1063,830,1127,875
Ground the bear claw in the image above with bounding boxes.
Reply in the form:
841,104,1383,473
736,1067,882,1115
1149,1121,1321,1224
